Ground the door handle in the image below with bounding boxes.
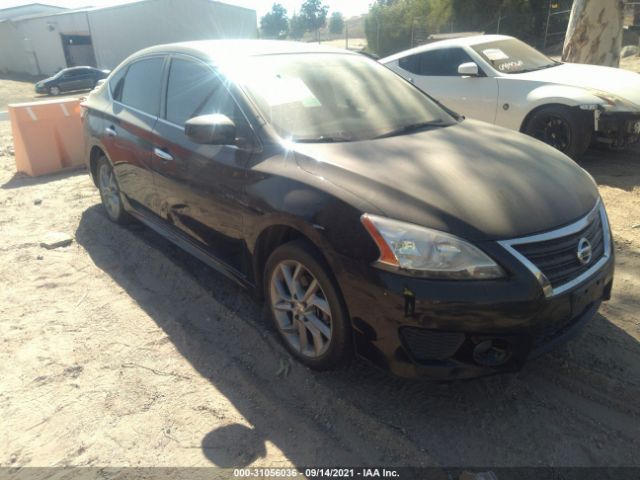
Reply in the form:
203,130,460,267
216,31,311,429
105,126,117,137
154,147,174,162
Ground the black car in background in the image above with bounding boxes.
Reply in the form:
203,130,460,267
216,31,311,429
82,40,614,379
35,66,110,96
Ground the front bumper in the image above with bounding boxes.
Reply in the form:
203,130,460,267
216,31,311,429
338,243,614,380
595,111,640,148
35,85,48,94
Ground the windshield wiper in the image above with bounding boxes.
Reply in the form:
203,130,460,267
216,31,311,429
293,135,353,143
374,120,447,139
516,63,560,74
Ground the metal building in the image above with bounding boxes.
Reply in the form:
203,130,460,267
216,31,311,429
0,0,257,76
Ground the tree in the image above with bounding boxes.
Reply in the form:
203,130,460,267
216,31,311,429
260,3,289,39
329,12,345,34
300,0,329,40
289,14,307,40
364,0,565,57
562,0,624,67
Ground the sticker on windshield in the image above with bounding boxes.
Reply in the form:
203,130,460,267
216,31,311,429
498,60,525,72
252,76,321,108
482,48,509,61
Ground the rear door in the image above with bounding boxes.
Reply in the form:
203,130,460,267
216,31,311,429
75,68,96,90
101,56,166,214
394,47,499,123
150,55,256,269
59,69,81,91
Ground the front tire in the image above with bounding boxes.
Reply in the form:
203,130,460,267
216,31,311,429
264,240,352,370
96,156,129,224
523,105,592,159
49,85,60,96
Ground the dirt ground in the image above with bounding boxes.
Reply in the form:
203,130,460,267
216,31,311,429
1,89,640,472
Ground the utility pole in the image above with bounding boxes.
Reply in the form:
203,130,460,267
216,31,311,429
543,0,553,50
345,21,349,49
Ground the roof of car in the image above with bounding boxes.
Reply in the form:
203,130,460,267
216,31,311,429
129,39,356,65
381,34,513,63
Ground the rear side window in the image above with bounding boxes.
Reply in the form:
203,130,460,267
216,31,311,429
109,68,126,100
119,57,164,116
165,58,240,126
400,48,476,76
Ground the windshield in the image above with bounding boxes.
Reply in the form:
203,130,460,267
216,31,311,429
233,53,455,142
471,38,558,74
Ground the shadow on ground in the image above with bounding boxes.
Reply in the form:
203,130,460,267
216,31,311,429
580,144,640,191
75,203,640,469
1,166,87,189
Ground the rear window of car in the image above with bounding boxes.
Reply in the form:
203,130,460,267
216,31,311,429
117,57,164,116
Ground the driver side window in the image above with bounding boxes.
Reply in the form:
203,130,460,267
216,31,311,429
165,57,248,134
400,48,477,76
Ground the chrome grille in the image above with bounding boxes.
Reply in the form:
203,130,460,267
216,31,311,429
499,203,611,297
514,212,604,288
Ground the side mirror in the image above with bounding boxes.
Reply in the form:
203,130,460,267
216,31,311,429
458,62,479,77
185,114,236,145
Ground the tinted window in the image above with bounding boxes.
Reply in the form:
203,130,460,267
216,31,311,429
166,58,239,127
400,48,475,76
120,57,164,116
110,68,126,101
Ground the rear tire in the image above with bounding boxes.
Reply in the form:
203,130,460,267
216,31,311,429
264,240,352,370
96,156,130,224
523,105,592,160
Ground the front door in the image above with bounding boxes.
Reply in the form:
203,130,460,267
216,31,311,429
395,47,499,124
150,55,255,270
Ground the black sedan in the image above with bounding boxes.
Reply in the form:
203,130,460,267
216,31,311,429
82,40,614,379
35,66,109,96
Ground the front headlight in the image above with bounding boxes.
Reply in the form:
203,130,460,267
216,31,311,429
586,90,639,112
361,214,505,279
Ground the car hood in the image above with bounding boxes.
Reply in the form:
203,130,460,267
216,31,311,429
513,63,640,108
293,120,599,241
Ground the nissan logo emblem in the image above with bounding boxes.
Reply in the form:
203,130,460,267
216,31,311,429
577,237,593,265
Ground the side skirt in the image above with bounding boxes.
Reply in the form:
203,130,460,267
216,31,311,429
126,206,254,291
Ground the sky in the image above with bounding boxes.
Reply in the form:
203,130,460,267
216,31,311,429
0,0,373,18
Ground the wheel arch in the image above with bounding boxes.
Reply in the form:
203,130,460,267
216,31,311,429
519,102,593,133
520,85,603,132
251,222,338,300
88,146,104,186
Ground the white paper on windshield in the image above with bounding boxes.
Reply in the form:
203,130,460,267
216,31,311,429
253,76,321,107
483,48,509,61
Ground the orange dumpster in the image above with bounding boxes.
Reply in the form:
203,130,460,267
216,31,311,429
8,98,85,177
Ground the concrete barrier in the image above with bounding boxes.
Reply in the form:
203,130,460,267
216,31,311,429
8,98,84,177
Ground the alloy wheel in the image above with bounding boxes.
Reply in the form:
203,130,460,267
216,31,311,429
98,163,121,219
50,86,60,96
270,260,333,358
532,115,571,152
